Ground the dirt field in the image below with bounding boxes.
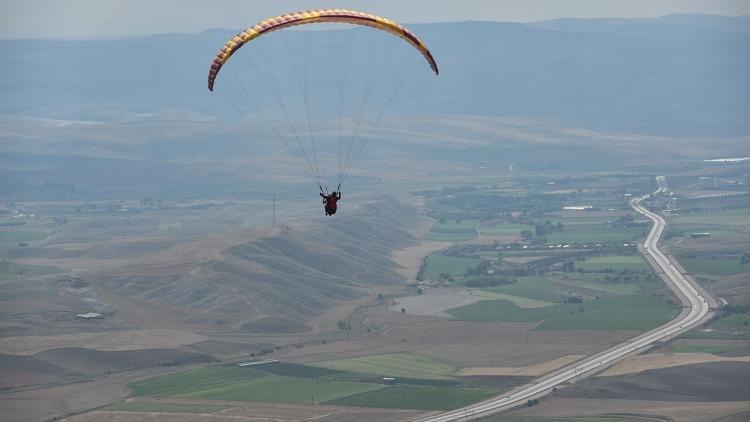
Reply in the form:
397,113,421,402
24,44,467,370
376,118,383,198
15,227,280,273
0,366,140,422
600,352,750,376
456,355,585,376
67,399,427,422
390,288,495,317
0,329,209,356
390,237,446,282
506,397,750,422
277,306,636,369
563,361,750,402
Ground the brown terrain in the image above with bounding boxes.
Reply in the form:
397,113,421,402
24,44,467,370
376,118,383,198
2,194,749,422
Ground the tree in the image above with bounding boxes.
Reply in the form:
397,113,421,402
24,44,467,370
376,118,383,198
563,261,575,272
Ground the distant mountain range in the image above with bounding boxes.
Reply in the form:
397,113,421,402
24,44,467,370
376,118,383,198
1,14,749,200
1,14,748,137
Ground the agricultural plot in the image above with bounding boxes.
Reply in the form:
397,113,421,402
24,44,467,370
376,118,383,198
479,416,648,422
447,293,677,331
128,360,499,411
668,209,750,240
684,313,750,340
252,361,360,379
447,298,525,321
0,229,49,244
425,219,478,242
678,256,749,276
576,255,650,272
479,222,533,236
544,224,646,244
474,290,554,308
324,385,500,411
483,276,568,303
17,204,82,218
422,253,482,280
671,343,750,354
130,366,381,403
311,353,456,380
555,274,645,296
102,402,227,414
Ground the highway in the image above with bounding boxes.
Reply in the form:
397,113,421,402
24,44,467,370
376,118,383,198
413,177,715,422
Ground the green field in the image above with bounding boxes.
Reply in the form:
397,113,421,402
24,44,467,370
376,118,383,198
684,313,750,340
425,219,478,241
102,402,226,414
311,353,455,380
668,208,750,240
483,276,568,303
422,254,482,280
128,361,504,411
479,222,533,236
712,313,750,331
425,232,478,241
679,257,749,276
447,299,525,321
576,255,650,272
130,366,380,403
556,275,645,295
324,385,499,410
544,224,646,244
0,229,49,243
447,293,677,331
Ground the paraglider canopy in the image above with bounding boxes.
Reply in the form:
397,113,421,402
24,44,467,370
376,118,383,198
206,9,439,194
208,9,438,91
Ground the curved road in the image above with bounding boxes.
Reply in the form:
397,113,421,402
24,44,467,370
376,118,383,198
414,177,715,422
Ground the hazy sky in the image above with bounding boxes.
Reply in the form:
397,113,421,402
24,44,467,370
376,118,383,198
2,0,749,39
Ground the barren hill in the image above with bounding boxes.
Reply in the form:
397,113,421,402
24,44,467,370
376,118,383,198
97,198,423,332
